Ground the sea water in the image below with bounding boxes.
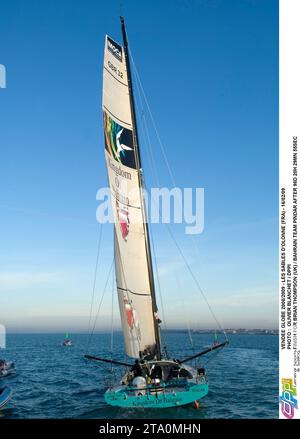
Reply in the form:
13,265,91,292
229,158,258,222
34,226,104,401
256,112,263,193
0,332,278,419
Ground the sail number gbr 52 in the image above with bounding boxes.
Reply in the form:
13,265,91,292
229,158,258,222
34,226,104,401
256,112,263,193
107,60,124,79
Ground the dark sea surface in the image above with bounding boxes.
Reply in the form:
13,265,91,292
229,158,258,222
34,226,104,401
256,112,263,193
0,333,278,419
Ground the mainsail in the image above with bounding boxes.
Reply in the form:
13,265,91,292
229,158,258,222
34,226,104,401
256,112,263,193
102,28,160,359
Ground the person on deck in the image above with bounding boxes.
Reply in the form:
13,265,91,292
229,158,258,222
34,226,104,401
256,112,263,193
141,348,152,361
130,360,143,377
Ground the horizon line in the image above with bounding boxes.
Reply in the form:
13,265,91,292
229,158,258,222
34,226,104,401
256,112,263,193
3,328,279,334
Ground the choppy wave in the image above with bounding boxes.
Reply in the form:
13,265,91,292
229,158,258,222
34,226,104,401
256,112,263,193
0,333,278,419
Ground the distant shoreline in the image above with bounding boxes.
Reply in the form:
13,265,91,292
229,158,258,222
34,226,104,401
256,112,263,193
4,329,279,336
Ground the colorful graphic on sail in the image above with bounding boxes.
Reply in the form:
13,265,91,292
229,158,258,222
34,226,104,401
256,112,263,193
103,35,157,358
123,296,140,336
104,112,136,169
116,200,129,241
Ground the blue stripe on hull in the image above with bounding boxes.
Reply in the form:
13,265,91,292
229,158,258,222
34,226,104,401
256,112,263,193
0,386,13,410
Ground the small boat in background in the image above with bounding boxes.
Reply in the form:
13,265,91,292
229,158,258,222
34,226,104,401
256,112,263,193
204,332,221,349
0,359,15,377
0,386,13,410
212,331,221,348
62,333,73,346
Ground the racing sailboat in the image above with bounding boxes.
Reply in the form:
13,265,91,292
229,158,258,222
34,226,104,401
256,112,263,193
85,17,228,408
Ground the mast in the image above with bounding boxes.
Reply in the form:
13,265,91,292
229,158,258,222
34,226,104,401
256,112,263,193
120,16,161,360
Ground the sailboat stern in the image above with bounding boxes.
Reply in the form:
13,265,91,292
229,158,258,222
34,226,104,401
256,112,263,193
104,361,208,408
104,381,208,408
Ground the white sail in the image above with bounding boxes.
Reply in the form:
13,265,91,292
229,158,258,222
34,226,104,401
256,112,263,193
102,35,157,358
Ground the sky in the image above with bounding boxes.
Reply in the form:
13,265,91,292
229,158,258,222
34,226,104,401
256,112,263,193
0,0,278,332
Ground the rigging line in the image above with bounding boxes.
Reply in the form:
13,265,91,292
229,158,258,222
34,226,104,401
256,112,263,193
149,225,167,331
133,70,196,349
134,121,226,339
129,48,227,341
130,40,227,346
202,344,226,367
110,262,115,367
136,74,166,320
135,103,159,191
141,146,169,347
87,224,103,337
165,222,227,338
186,312,195,351
129,49,177,188
132,118,169,356
176,272,195,352
145,204,169,347
133,72,168,333
86,259,114,354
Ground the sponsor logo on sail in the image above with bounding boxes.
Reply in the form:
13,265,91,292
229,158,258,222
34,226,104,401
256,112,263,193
107,36,122,62
116,128,133,158
108,158,132,180
280,378,298,418
124,297,135,329
97,185,205,235
116,200,129,241
123,296,140,340
103,111,136,170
